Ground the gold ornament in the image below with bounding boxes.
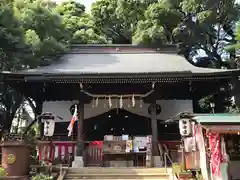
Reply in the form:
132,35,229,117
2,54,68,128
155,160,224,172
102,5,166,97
7,154,16,165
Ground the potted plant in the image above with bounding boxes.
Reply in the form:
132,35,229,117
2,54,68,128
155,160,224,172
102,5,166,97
172,163,193,179
31,173,53,180
0,166,7,178
1,120,40,178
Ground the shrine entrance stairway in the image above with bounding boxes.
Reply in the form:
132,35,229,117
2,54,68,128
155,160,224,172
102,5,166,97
64,167,173,180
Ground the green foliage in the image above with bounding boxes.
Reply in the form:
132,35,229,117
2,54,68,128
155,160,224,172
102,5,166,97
172,163,185,176
0,167,6,177
31,173,53,180
1,0,240,132
56,1,107,44
55,0,85,17
133,21,167,45
226,105,240,113
0,4,26,71
91,0,130,43
226,22,240,51
24,123,40,143
195,173,204,180
133,1,182,44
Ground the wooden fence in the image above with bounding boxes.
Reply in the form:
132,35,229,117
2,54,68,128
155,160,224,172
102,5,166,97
37,140,180,167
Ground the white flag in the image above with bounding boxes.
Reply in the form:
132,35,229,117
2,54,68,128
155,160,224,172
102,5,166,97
67,105,78,137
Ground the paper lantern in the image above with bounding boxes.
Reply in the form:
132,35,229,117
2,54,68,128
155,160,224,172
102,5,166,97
41,113,55,137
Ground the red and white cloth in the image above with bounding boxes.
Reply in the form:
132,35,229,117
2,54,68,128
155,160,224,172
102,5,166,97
195,125,209,180
67,105,78,137
208,132,221,176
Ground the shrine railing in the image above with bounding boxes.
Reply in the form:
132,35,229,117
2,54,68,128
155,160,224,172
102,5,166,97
37,141,103,166
37,141,76,165
37,140,180,167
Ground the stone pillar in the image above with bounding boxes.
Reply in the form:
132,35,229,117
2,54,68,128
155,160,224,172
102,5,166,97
72,102,84,168
150,103,162,167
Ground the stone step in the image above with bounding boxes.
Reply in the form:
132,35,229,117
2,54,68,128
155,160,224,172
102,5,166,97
66,172,169,176
65,177,169,180
65,178,170,180
67,167,170,174
64,167,171,180
66,173,169,177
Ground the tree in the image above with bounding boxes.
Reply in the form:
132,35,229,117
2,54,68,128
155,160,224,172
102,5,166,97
0,4,27,71
175,0,239,67
1,0,240,131
226,22,240,68
0,4,28,132
0,0,70,133
133,1,182,45
132,0,240,68
14,0,69,67
56,0,107,44
91,0,130,43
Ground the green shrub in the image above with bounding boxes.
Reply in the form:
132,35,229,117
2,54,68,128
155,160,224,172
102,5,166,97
31,173,53,180
0,167,6,177
172,163,185,176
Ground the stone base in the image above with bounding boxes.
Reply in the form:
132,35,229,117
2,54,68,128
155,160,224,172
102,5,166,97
153,156,164,167
72,156,84,168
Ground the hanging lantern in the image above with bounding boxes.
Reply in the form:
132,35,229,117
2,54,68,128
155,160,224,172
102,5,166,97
119,96,123,108
108,96,112,108
132,94,135,107
41,112,55,137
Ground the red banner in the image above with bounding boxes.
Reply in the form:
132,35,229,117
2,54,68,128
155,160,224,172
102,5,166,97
208,132,221,175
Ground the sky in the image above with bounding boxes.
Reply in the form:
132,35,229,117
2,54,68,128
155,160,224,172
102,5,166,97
78,0,95,11
55,0,96,11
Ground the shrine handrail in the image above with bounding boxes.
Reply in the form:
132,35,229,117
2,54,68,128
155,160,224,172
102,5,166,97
164,152,173,168
163,152,179,179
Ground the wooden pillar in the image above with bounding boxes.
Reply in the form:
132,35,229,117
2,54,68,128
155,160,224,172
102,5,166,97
76,102,84,157
150,102,159,166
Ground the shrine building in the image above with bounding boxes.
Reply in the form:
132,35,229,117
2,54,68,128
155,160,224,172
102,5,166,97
1,44,240,168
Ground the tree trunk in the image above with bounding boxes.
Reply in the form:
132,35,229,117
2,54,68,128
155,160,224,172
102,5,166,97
4,95,24,133
25,97,36,115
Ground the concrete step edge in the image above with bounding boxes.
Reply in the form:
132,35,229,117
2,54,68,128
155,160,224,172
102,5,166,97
67,169,169,173
67,168,171,170
67,171,169,174
65,178,170,180
64,177,169,180
66,174,169,179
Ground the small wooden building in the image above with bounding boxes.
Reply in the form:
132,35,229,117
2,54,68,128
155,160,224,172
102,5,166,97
1,44,240,167
193,114,240,179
